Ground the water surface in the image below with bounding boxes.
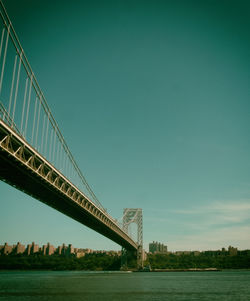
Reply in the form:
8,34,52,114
0,270,249,300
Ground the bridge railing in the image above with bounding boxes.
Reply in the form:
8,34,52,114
0,0,107,212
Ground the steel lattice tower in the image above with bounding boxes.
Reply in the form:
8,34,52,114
122,208,143,269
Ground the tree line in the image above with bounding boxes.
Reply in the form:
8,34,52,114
0,253,121,271
0,250,249,270
146,250,250,270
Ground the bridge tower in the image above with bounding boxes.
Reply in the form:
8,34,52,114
122,208,143,270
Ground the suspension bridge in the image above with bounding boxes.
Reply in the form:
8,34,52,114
0,1,143,268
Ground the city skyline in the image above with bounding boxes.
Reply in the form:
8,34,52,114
0,241,121,257
1,0,250,251
0,240,242,255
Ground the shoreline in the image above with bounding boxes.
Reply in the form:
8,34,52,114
149,268,221,272
1,268,250,273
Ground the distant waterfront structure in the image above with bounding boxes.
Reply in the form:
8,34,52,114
149,241,168,254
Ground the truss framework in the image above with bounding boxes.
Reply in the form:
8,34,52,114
0,119,137,250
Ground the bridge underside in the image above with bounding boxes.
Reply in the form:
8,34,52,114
0,122,136,251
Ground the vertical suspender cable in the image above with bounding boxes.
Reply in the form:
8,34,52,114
49,128,53,161
66,152,70,180
0,24,9,94
45,114,49,158
35,97,41,150
52,128,56,164
12,51,22,125
8,55,17,118
64,149,67,176
0,29,5,120
0,27,5,98
24,75,32,138
61,146,65,173
0,27,5,65
31,96,37,144
60,142,64,172
41,114,46,154
56,138,60,169
70,163,73,183
20,77,28,134
59,143,63,171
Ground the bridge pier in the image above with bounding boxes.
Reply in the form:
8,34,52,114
120,247,128,270
137,244,143,270
120,247,136,270
120,246,143,270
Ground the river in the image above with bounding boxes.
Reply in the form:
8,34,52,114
0,270,249,300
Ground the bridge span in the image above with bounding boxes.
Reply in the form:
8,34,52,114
0,0,144,269
0,119,137,251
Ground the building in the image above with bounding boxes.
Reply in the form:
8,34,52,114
0,241,119,257
228,246,238,256
42,243,55,256
1,243,13,255
57,243,67,255
83,248,93,254
66,244,75,257
175,251,192,256
26,242,39,255
149,241,168,254
14,242,26,254
75,249,86,258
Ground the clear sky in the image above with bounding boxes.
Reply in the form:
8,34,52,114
0,0,250,251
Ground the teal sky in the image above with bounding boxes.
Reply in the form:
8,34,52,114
1,0,250,251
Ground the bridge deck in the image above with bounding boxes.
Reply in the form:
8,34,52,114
0,120,137,251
